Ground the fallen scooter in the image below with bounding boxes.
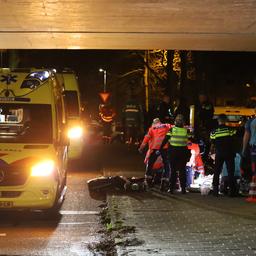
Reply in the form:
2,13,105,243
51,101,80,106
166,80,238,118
87,176,146,193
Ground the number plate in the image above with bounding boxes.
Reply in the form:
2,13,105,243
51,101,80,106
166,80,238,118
0,201,13,208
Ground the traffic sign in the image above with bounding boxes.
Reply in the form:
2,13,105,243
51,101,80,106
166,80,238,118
99,92,110,103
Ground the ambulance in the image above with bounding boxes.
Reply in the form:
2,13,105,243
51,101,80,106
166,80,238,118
0,68,68,213
57,70,84,160
189,105,254,129
214,106,255,128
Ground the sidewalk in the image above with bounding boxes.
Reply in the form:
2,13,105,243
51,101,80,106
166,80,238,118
152,190,256,220
102,143,256,220
107,192,256,256
102,144,256,255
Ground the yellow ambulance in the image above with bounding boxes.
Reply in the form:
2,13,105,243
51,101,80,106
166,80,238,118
0,68,68,213
57,70,84,160
214,106,255,128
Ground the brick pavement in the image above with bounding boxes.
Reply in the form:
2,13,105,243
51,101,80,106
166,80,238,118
108,192,256,256
102,144,256,255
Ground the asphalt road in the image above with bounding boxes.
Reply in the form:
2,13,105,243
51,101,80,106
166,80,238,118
1,143,256,256
0,143,141,256
0,148,105,256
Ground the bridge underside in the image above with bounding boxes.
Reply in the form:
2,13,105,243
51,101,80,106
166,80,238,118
0,1,255,51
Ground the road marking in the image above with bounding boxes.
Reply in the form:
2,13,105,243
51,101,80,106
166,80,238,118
60,210,100,215
60,222,98,225
0,233,6,237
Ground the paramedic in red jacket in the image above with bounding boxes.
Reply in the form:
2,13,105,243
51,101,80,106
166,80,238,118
139,118,171,186
187,142,205,175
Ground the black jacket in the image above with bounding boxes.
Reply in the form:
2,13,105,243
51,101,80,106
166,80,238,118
210,124,236,156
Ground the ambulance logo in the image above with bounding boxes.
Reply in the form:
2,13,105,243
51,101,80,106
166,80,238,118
1,74,17,85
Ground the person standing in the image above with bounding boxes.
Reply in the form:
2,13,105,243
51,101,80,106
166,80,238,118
174,97,190,126
138,118,171,190
242,108,256,202
195,93,215,160
122,98,144,145
210,114,237,197
156,95,172,123
160,114,191,194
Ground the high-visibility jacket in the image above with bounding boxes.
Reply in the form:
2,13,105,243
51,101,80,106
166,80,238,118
167,126,189,147
144,145,163,170
139,123,171,150
187,143,204,174
210,125,236,155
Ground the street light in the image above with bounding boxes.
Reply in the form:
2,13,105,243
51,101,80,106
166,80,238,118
99,68,107,92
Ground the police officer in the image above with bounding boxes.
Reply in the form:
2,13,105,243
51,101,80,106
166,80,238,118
122,98,144,144
210,114,237,197
160,114,191,194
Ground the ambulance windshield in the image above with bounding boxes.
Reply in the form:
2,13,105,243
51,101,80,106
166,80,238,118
0,104,52,143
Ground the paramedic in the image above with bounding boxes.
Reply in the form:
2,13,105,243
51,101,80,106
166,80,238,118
138,118,171,188
160,114,191,194
210,114,237,197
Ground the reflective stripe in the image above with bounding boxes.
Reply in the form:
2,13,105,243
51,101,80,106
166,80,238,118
168,127,188,147
210,127,236,139
211,133,230,139
170,135,187,139
125,109,139,112
249,190,256,195
171,142,187,146
248,177,256,196
249,182,256,188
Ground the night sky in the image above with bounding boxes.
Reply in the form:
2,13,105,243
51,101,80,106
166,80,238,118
1,50,256,118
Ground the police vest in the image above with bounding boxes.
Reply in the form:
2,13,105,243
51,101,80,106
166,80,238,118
168,127,188,147
210,127,236,140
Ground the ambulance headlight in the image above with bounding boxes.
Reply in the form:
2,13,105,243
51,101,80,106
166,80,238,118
67,126,83,139
31,160,55,177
